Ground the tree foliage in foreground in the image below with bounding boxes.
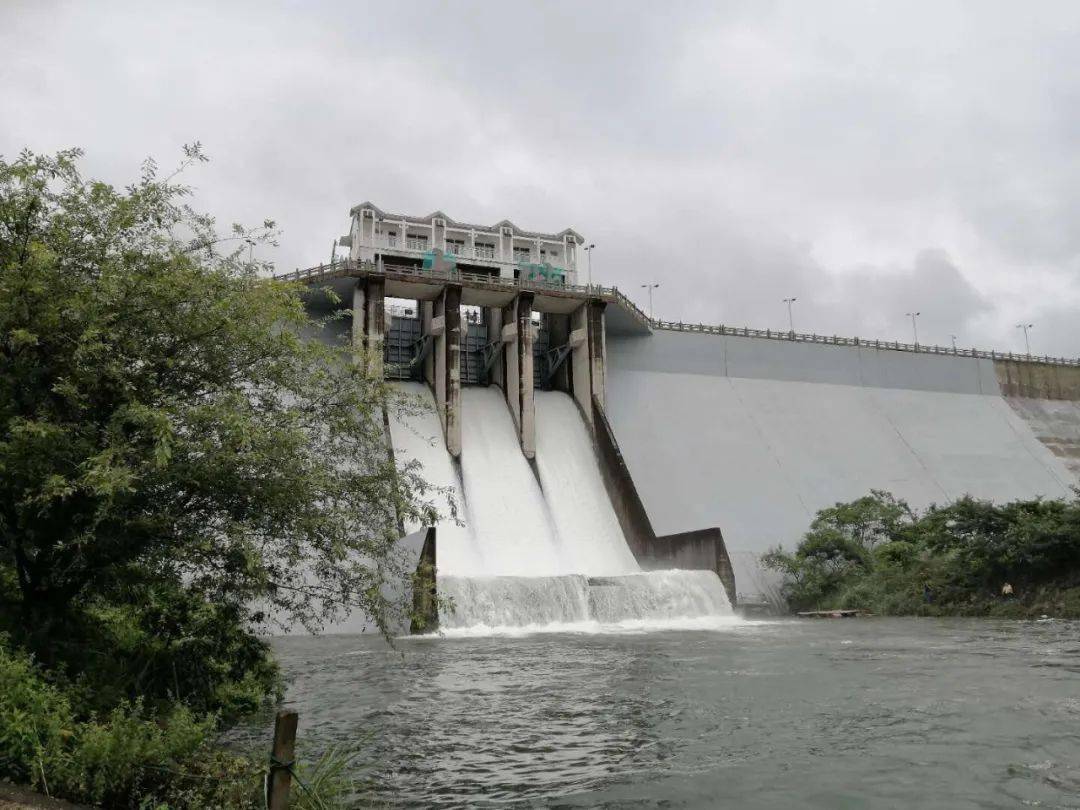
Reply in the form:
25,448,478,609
0,147,442,715
763,490,1080,616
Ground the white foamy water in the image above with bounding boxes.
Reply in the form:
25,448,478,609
534,391,639,575
388,382,736,633
387,382,483,575
459,386,569,576
437,570,735,635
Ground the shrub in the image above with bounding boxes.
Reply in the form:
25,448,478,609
0,637,266,809
0,639,72,790
764,492,1080,616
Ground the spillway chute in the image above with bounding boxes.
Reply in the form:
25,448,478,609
388,383,739,635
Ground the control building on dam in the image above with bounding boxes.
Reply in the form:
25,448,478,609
282,204,1080,610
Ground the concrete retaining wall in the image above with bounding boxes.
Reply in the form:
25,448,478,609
638,528,737,608
995,360,1080,400
605,330,1079,604
591,396,658,561
591,395,738,605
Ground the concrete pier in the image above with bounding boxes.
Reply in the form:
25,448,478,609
587,300,607,411
568,299,607,423
502,293,536,458
351,277,386,377
433,285,462,457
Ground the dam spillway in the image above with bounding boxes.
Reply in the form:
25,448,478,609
296,259,1080,615
533,390,639,576
458,386,562,577
388,382,735,631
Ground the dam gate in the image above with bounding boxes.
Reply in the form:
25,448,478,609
383,309,552,388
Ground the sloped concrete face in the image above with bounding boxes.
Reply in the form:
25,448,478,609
605,331,1079,603
609,331,1002,395
1005,397,1080,480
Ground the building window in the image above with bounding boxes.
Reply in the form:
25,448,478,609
446,238,465,256
513,246,531,263
475,242,495,259
406,234,428,251
386,230,398,247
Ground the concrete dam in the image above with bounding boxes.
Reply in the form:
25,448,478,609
606,329,1080,604
288,258,1080,622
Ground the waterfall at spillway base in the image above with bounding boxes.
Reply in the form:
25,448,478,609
437,570,737,635
388,382,740,635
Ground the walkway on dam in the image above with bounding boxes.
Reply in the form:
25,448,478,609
277,258,1080,368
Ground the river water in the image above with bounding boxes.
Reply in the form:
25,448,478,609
247,618,1080,808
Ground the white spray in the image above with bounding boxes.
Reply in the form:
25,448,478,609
388,382,735,633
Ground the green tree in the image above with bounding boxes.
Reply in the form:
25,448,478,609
806,489,915,551
0,147,440,708
764,490,1080,616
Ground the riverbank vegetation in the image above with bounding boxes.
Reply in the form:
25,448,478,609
0,148,440,806
763,490,1080,618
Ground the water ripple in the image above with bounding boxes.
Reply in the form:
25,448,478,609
234,619,1080,808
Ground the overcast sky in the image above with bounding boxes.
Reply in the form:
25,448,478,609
3,1,1079,355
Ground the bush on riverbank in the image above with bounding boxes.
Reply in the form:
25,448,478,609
0,147,439,806
0,638,264,808
1,638,362,808
763,490,1080,617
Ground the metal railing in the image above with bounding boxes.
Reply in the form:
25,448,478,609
650,320,1080,366
380,262,616,298
272,261,1080,367
608,287,652,327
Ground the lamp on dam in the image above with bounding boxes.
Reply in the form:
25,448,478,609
906,311,921,346
584,243,596,287
782,297,797,335
1016,322,1034,356
641,282,660,321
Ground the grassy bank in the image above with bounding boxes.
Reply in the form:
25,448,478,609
763,491,1080,619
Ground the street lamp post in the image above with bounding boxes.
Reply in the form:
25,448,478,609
782,297,797,334
583,243,596,287
641,283,660,321
1016,323,1034,356
905,311,921,345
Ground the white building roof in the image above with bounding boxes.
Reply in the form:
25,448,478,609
349,201,585,244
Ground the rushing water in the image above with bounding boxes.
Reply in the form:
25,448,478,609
387,383,735,633
533,390,639,575
437,570,734,633
243,619,1080,808
362,385,1078,805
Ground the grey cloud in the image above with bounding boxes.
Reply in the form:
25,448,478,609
1,0,1078,355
